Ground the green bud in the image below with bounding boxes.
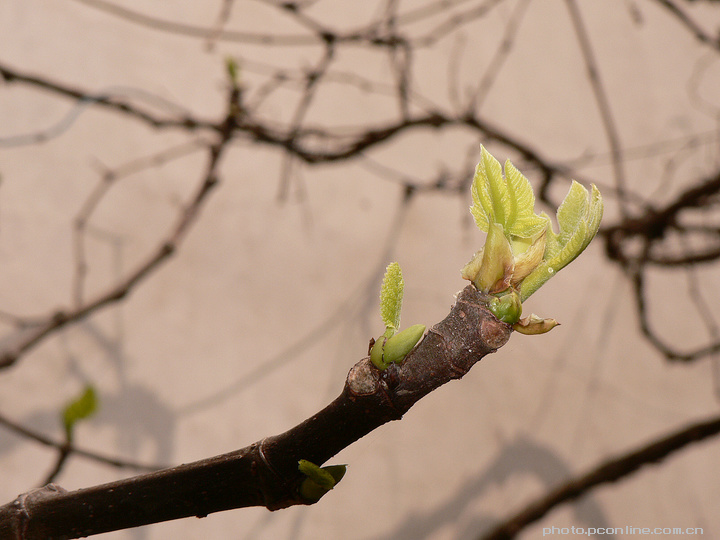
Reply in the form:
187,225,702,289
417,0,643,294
475,222,514,293
225,57,240,86
488,290,522,324
62,385,98,441
370,336,389,370
382,324,426,365
298,460,347,503
465,147,603,322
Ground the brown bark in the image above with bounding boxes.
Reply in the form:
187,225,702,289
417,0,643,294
0,285,511,539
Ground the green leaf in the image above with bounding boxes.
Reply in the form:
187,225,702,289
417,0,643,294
470,147,503,231
520,181,603,301
380,262,404,331
484,148,508,226
62,385,98,440
554,180,589,250
503,160,547,239
470,146,547,240
465,148,603,308
584,184,604,252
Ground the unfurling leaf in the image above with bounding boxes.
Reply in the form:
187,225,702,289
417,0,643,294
510,229,546,287
470,146,548,240
379,262,404,331
520,182,603,301
373,262,426,369
463,147,603,334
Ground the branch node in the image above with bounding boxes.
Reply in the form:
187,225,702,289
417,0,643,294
346,359,380,396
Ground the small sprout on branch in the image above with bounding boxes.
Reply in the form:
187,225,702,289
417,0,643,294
298,459,347,503
225,57,240,88
382,324,427,365
462,146,603,332
380,261,403,334
370,262,426,370
62,385,98,442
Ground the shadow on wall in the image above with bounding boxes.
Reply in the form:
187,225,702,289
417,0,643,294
372,435,613,540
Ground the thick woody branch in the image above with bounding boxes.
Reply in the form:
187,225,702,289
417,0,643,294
0,286,511,539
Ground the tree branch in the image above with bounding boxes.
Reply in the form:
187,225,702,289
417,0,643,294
481,413,720,540
0,413,163,473
0,285,511,539
0,61,211,133
0,91,240,370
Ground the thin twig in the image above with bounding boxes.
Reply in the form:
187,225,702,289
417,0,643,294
0,413,163,472
565,0,628,216
0,96,237,370
651,0,720,51
481,413,720,539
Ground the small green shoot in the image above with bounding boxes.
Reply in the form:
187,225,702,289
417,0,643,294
380,262,403,335
463,146,603,333
62,385,98,442
370,262,426,370
225,57,240,88
298,459,347,502
519,180,603,301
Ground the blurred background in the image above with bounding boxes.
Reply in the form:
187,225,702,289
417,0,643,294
1,1,720,538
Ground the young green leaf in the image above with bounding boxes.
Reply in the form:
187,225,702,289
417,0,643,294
298,459,337,490
520,182,603,301
62,385,98,440
379,262,404,331
470,146,547,240
503,160,548,239
463,147,603,332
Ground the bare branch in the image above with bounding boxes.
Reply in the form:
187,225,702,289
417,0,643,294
0,286,512,538
481,413,720,539
651,0,720,51
0,88,239,370
0,413,163,473
565,0,629,216
0,62,212,135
